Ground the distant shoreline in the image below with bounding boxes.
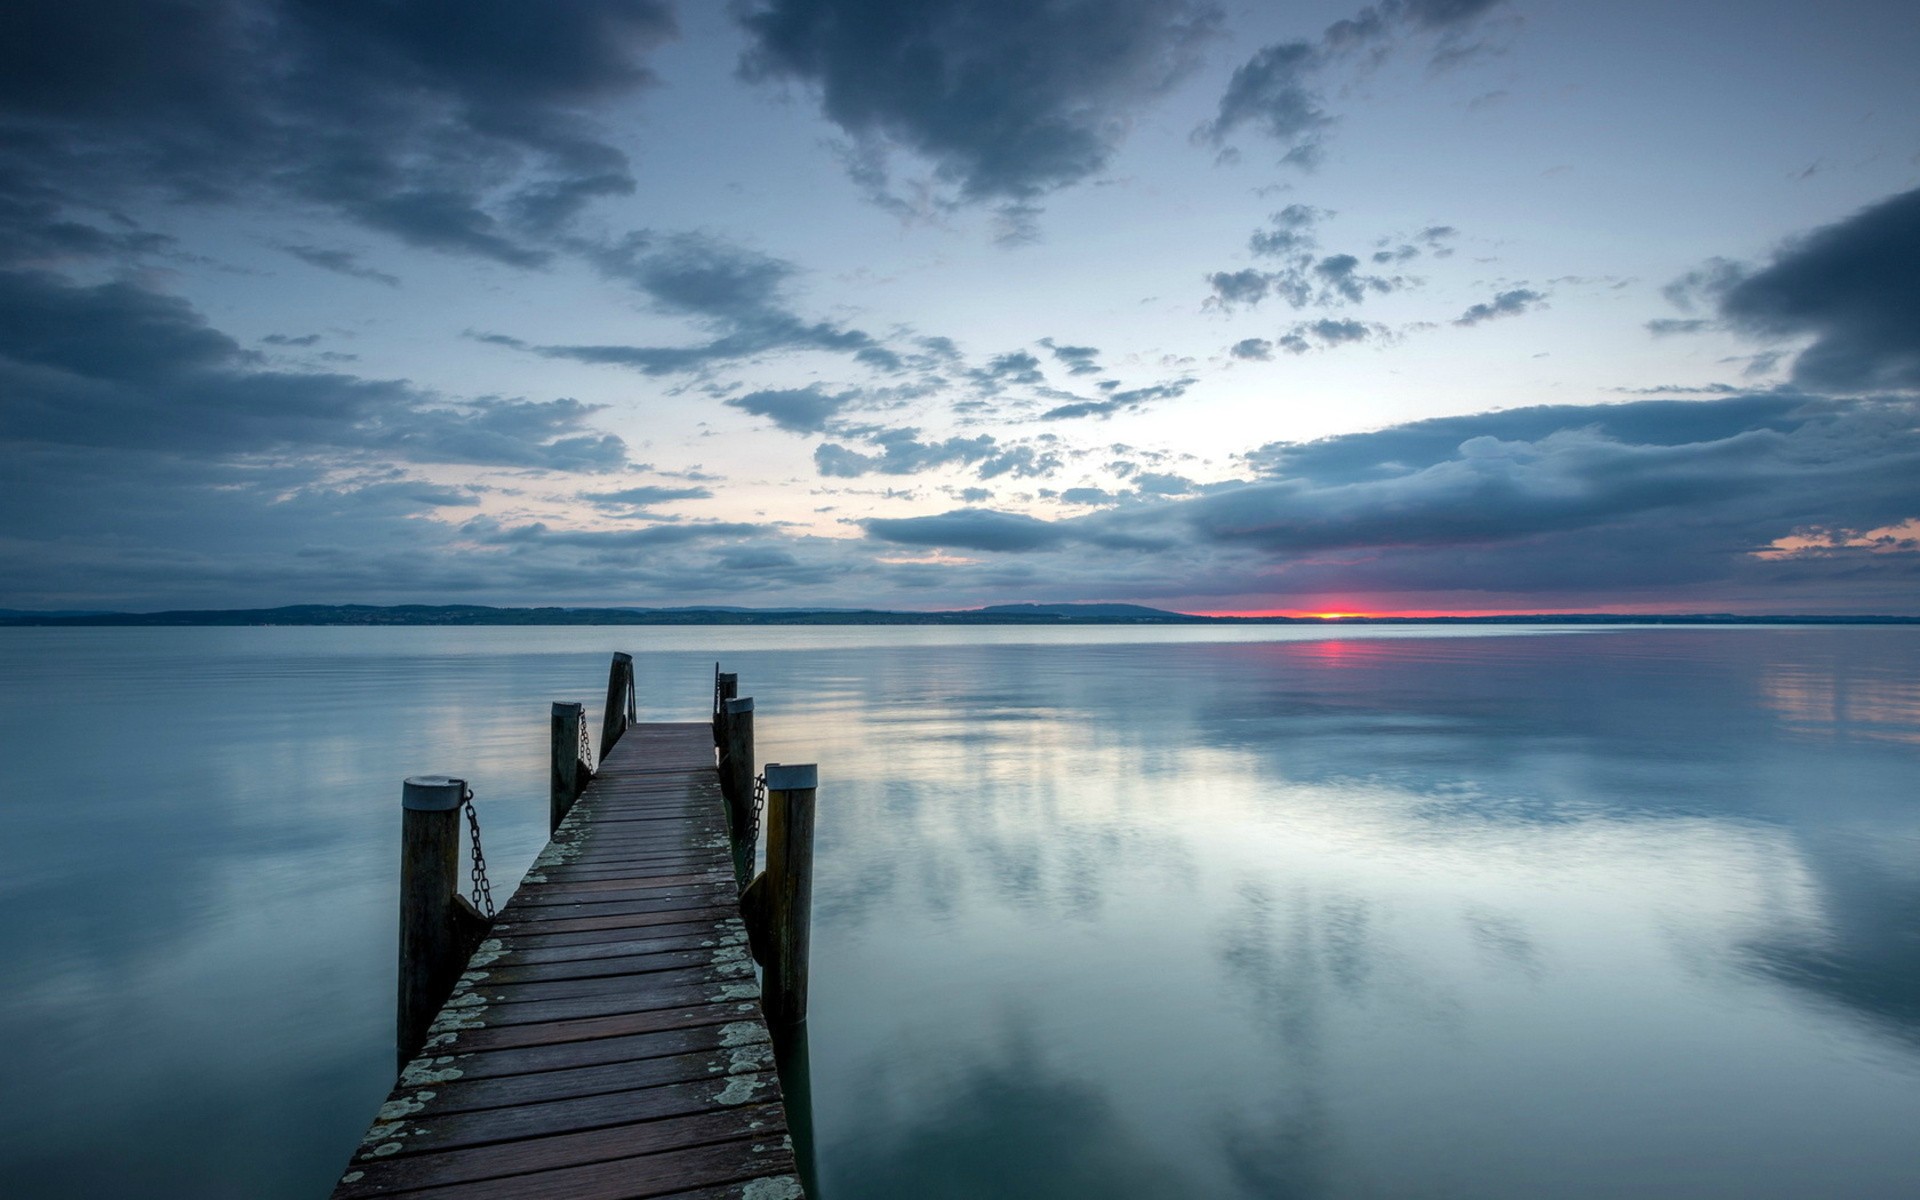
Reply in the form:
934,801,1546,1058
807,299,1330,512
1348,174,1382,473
2,604,1916,627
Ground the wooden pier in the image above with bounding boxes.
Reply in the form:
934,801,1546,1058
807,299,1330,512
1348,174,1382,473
331,658,812,1199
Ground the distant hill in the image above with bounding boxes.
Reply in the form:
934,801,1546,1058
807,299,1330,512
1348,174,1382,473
973,603,1193,620
0,608,115,619
1,604,1914,627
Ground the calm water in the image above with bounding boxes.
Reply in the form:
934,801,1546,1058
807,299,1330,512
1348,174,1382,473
1,625,1916,1198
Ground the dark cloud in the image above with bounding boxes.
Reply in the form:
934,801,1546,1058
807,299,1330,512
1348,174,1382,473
1200,0,1507,164
1196,41,1330,164
1315,253,1410,303
1206,251,1411,312
1231,337,1274,361
1040,380,1192,421
726,385,859,434
474,519,772,549
815,426,1060,480
0,268,627,471
1206,268,1285,310
1250,205,1327,258
617,233,792,318
1242,395,1810,481
1647,318,1711,337
1040,398,1125,420
971,350,1046,390
979,443,1065,479
1453,287,1544,326
280,244,400,286
493,313,884,377
1041,338,1102,376
0,1,677,268
1277,317,1384,353
1060,487,1115,505
581,484,713,509
816,430,997,477
497,232,898,376
1661,257,1747,311
1372,224,1455,263
1714,187,1920,392
1134,472,1194,495
735,0,1219,218
863,508,1069,552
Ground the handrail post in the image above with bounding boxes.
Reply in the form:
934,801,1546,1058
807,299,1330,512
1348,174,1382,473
601,652,634,760
762,762,817,1026
398,775,464,1070
551,701,587,834
719,697,756,888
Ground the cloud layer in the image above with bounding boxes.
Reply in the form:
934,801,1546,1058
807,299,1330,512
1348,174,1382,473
735,0,1218,224
0,0,677,267
859,394,1920,611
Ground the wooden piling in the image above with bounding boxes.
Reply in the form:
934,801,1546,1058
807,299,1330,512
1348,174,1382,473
398,775,464,1070
762,762,817,1026
713,670,738,747
600,651,635,759
550,700,588,834
719,696,756,888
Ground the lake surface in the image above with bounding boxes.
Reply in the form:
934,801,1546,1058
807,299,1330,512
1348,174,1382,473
1,625,1916,1198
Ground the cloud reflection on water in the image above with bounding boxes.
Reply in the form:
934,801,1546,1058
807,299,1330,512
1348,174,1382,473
797,628,1920,1198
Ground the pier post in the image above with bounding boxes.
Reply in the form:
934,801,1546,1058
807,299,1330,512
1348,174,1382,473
601,652,635,760
762,762,817,1026
718,696,756,888
398,775,464,1070
551,701,588,834
713,671,738,747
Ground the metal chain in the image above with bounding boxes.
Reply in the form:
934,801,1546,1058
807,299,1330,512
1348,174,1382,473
577,714,595,775
462,785,495,918
747,772,767,852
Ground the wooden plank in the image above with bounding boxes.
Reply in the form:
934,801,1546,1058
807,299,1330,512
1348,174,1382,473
332,720,796,1198
351,1073,783,1160
427,1002,765,1054
434,1020,768,1082
382,1138,796,1200
401,1045,774,1117
336,1105,785,1197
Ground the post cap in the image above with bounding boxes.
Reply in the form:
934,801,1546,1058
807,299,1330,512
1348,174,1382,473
612,651,632,663
717,671,738,685
551,700,583,715
763,762,817,792
724,696,754,715
402,776,466,811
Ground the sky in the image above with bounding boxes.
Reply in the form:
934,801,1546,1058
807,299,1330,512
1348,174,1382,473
3,0,1918,616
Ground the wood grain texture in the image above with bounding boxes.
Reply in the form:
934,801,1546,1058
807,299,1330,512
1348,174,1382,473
332,722,796,1198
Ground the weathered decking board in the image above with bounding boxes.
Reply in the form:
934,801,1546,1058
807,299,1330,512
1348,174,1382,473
333,723,801,1200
